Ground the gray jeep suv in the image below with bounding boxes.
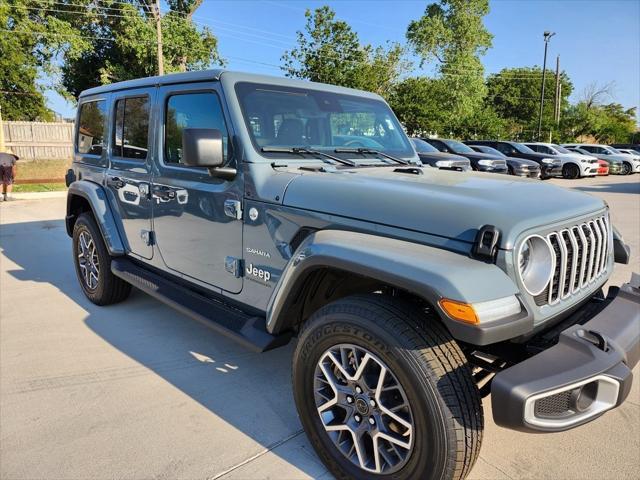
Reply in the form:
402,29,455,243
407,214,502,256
65,70,639,480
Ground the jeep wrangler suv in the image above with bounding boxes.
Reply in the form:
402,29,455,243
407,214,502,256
66,70,639,480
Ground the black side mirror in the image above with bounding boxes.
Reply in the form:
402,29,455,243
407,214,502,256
182,128,236,180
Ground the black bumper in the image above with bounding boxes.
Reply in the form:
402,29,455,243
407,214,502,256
491,274,640,433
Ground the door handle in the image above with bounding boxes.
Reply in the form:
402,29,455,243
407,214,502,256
107,176,125,189
153,186,176,201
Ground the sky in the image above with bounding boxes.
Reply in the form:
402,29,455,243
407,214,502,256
45,0,640,122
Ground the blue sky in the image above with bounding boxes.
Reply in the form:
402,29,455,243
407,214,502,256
46,0,640,122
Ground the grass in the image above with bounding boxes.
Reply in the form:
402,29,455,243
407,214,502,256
16,158,71,181
13,183,67,193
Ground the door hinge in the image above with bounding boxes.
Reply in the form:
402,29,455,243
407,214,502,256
224,199,243,220
141,230,155,246
225,256,243,278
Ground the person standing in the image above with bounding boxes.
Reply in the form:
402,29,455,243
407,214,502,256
0,148,18,201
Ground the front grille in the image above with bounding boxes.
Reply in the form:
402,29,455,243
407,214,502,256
540,214,610,306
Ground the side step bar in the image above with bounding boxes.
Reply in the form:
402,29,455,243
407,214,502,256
111,258,292,352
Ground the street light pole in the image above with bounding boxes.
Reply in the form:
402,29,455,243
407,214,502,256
536,31,555,141
155,0,164,76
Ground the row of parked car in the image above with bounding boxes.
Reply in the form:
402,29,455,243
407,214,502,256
410,138,640,179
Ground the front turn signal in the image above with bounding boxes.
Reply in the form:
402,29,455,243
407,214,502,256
439,299,479,324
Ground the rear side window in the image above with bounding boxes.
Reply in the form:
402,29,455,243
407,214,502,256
165,92,229,165
113,96,150,160
77,100,107,155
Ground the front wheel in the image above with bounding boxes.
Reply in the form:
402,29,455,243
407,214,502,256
563,163,580,179
292,294,483,480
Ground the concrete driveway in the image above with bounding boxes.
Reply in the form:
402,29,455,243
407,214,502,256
1,175,639,479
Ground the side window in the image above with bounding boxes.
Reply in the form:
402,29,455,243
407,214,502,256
113,96,150,160
539,146,552,154
527,144,539,152
76,100,107,155
165,92,229,165
496,143,512,155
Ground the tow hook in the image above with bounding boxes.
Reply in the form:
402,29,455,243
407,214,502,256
576,329,609,352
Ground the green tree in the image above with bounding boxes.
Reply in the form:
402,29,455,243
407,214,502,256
486,66,573,139
562,102,636,143
388,77,445,135
406,0,493,124
281,6,409,96
0,1,86,120
59,0,223,98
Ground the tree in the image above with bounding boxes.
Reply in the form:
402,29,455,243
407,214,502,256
281,6,409,96
0,1,85,120
406,0,493,123
486,66,573,139
562,102,636,143
59,0,223,98
388,77,445,135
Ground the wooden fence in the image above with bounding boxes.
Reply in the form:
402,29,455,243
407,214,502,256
2,121,74,160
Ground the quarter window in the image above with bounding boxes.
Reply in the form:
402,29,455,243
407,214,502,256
76,100,107,155
165,92,229,165
113,96,150,160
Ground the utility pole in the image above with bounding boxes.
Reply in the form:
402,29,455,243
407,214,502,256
155,0,164,76
537,31,555,141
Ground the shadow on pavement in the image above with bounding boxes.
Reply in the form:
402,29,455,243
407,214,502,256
572,181,640,195
0,219,326,478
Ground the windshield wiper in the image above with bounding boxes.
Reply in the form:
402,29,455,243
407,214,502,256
262,146,356,166
333,147,410,165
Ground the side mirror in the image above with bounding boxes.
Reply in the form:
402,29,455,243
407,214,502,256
182,128,224,168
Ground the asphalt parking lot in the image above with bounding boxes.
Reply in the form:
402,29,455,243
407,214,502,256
1,175,639,480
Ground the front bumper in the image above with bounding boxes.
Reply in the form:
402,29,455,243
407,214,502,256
513,167,541,178
492,274,640,433
580,163,599,176
542,164,563,177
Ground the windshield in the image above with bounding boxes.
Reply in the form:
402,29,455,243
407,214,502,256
476,145,504,157
606,147,622,154
551,144,571,154
443,140,475,154
411,138,438,153
512,143,536,154
235,82,414,159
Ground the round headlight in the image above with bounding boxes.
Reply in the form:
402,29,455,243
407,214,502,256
517,235,554,296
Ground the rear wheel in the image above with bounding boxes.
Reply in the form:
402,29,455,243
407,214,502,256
621,162,632,175
72,212,131,305
562,163,580,179
292,294,483,480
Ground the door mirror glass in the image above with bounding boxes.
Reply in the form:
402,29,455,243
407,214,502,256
182,128,224,168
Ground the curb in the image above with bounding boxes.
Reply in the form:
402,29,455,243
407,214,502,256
7,191,68,200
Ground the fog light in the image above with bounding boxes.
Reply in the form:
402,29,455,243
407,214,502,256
570,381,599,413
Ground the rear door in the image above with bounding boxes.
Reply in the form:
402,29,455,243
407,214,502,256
104,88,155,259
151,82,243,293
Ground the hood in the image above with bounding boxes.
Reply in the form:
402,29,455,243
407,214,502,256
282,167,605,250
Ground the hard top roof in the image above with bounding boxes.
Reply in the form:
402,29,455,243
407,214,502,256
79,69,383,100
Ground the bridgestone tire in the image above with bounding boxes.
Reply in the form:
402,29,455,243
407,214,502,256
293,294,483,480
72,212,131,305
563,163,580,179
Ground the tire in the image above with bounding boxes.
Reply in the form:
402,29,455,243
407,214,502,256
72,212,131,305
562,163,580,179
507,165,515,176
293,294,483,480
621,162,632,175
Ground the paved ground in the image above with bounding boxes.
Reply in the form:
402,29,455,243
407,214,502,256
1,175,639,480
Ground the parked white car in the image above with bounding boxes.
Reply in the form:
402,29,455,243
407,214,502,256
525,142,598,179
616,148,640,160
562,144,640,175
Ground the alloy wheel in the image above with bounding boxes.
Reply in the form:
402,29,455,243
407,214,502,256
314,343,414,474
77,231,100,290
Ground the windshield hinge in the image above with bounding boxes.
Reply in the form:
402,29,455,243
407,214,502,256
472,225,500,262
224,199,243,220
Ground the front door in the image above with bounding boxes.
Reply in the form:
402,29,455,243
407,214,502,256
104,88,155,259
151,82,243,293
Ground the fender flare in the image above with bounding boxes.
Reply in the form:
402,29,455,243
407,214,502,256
266,230,529,343
66,180,126,256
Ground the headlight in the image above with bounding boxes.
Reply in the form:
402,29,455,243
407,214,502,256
580,159,590,163
435,160,454,168
478,159,494,166
517,235,554,296
541,158,554,164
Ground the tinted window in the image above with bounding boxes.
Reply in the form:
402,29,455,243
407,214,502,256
496,143,516,155
77,100,107,155
426,139,448,152
113,97,150,160
165,92,229,165
524,144,540,152
512,143,536,154
553,144,571,154
411,138,438,153
235,82,413,159
443,140,474,154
